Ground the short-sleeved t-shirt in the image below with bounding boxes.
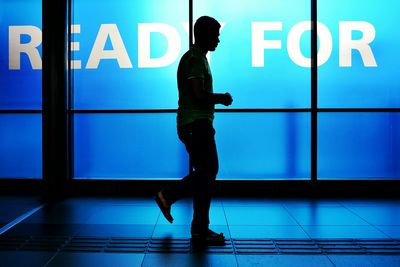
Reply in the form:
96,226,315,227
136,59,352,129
177,44,214,127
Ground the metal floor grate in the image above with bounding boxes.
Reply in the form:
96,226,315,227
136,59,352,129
1,236,400,254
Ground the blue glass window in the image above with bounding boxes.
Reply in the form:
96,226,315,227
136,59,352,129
318,113,400,179
0,114,42,178
0,0,42,110
74,113,188,179
318,0,400,108
74,113,310,180
215,113,310,179
1,0,398,181
194,0,311,108
72,0,188,109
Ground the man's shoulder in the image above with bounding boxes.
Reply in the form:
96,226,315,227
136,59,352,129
178,51,206,74
181,48,204,64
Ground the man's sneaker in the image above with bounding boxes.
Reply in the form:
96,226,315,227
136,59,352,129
154,191,173,223
191,229,225,246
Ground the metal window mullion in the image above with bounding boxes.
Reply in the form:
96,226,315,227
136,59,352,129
311,0,318,181
189,0,193,47
42,0,70,200
67,0,74,181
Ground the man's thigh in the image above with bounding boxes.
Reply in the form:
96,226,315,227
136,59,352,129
189,122,218,176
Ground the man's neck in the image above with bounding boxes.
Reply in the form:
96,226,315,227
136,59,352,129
194,43,208,55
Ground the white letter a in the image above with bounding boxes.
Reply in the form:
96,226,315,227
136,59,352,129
86,24,133,69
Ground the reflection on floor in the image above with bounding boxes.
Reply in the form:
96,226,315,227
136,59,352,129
0,196,400,266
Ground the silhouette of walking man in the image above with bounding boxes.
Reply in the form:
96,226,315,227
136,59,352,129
155,16,233,245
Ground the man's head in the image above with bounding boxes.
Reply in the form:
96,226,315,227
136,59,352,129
194,16,221,52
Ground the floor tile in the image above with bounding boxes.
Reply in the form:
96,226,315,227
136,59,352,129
45,252,145,267
346,206,400,226
152,225,230,239
76,224,154,238
0,251,55,267
0,199,42,229
302,225,389,239
64,197,155,206
170,198,222,207
282,199,342,207
142,253,237,267
24,204,95,224
340,199,400,207
229,225,309,239
63,197,157,207
222,198,285,207
327,255,400,267
0,204,40,223
1,197,400,267
3,223,83,237
157,205,227,226
152,225,191,239
375,226,400,238
285,206,369,226
237,255,334,267
224,206,297,226
87,206,159,224
156,203,193,225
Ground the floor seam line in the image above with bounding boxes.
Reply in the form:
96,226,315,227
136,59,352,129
0,204,46,236
282,203,313,240
221,201,239,267
341,204,392,239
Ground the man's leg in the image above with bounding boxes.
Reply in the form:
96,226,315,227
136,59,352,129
155,123,196,223
188,120,219,235
156,119,222,242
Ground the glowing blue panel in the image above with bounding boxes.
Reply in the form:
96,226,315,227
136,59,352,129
215,113,310,180
195,0,311,108
74,113,310,180
0,0,42,109
318,113,400,179
0,114,42,178
72,0,188,109
318,0,400,107
74,113,188,179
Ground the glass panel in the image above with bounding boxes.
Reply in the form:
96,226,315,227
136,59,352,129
74,112,310,180
215,113,310,180
318,113,400,179
318,0,400,107
194,0,311,108
0,114,42,178
0,0,42,109
72,0,188,109
74,113,188,179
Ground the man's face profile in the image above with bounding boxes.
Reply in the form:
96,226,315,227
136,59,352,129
205,28,220,52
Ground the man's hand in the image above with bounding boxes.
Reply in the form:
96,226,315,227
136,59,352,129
189,78,233,106
221,93,233,106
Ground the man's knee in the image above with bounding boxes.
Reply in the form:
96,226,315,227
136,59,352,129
194,165,218,181
204,168,218,182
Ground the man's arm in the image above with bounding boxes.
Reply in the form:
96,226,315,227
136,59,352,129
190,78,233,106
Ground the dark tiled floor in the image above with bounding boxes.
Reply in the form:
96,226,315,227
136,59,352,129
0,196,42,229
0,196,400,266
